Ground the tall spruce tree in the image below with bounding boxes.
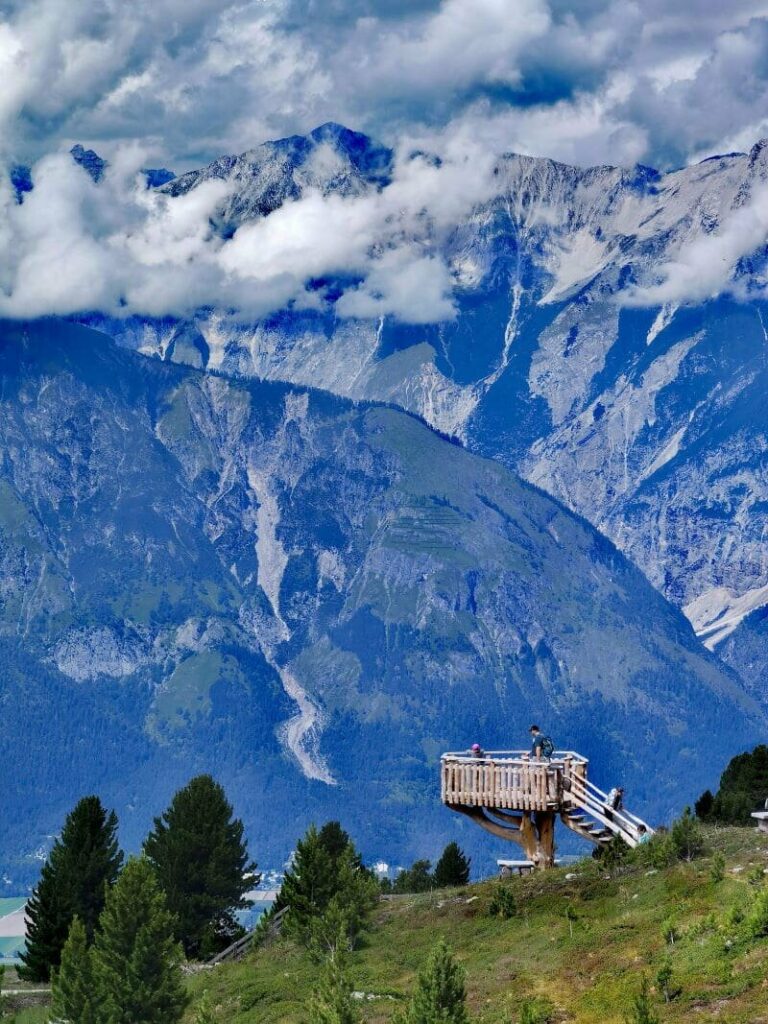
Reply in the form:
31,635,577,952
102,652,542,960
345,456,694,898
318,822,361,867
144,775,255,958
20,796,123,981
280,825,335,946
92,857,188,1024
51,917,98,1024
399,939,469,1024
433,843,471,888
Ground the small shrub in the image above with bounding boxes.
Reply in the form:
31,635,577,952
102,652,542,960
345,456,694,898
670,808,705,862
195,993,218,1024
488,884,517,920
747,866,765,887
710,852,726,883
726,903,745,927
624,976,660,1024
661,918,680,945
519,995,555,1024
640,832,675,870
747,886,768,938
655,957,680,1002
597,835,632,872
687,912,717,938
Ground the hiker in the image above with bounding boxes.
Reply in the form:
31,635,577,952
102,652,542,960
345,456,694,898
603,786,624,822
636,824,651,845
528,725,554,761
470,743,485,759
606,786,624,812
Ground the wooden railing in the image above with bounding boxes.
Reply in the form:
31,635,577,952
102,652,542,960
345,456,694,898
441,751,588,812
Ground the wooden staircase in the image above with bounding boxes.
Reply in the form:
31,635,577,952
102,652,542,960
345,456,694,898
561,773,651,848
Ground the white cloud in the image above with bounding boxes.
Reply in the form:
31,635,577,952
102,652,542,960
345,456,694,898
1,0,768,172
629,185,768,306
336,249,456,323
0,134,499,323
4,0,768,323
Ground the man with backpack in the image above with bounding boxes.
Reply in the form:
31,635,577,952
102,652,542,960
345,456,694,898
529,725,554,761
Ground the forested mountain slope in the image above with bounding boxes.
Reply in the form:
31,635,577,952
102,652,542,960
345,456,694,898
0,319,760,880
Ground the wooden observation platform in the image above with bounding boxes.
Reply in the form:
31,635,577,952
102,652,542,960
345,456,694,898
441,751,652,869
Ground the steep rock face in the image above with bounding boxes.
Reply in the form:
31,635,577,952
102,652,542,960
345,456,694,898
85,131,768,672
0,319,761,879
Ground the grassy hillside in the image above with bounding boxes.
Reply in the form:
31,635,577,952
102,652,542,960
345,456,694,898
184,826,768,1024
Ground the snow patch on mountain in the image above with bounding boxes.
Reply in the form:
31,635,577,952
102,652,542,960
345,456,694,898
646,304,678,345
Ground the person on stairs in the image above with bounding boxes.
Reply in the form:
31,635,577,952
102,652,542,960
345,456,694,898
604,786,624,822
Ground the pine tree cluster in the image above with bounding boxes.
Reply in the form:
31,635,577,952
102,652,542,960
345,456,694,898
696,744,768,824
384,842,471,894
22,774,256,1023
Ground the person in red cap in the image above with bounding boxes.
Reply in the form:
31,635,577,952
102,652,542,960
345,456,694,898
470,743,485,758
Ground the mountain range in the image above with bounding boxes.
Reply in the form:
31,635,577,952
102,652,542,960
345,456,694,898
4,124,768,879
0,318,759,882
84,124,768,697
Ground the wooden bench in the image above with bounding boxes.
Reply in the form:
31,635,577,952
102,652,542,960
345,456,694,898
497,859,535,876
497,858,563,876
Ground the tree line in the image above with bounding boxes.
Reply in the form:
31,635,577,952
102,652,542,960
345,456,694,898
18,768,479,1024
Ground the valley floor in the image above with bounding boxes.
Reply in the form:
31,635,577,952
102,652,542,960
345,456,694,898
185,826,768,1024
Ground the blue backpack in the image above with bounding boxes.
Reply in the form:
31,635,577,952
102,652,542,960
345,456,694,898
540,736,555,758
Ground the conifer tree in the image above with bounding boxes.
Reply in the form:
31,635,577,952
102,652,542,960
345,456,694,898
399,939,469,1024
308,943,362,1024
318,822,356,864
92,857,188,1024
625,977,660,1024
280,825,335,945
51,917,98,1024
392,860,433,894
20,795,123,981
670,807,704,862
144,775,255,958
308,847,379,959
433,843,471,888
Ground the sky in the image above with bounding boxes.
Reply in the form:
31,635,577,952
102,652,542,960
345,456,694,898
2,0,768,321
3,0,768,171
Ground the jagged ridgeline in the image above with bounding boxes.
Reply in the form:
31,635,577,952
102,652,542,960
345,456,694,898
0,319,762,878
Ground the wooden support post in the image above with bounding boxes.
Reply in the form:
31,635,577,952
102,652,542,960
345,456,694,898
536,812,556,868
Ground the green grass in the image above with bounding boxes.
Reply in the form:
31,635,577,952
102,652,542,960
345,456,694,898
7,1008,49,1023
2,966,50,1023
184,826,768,1024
